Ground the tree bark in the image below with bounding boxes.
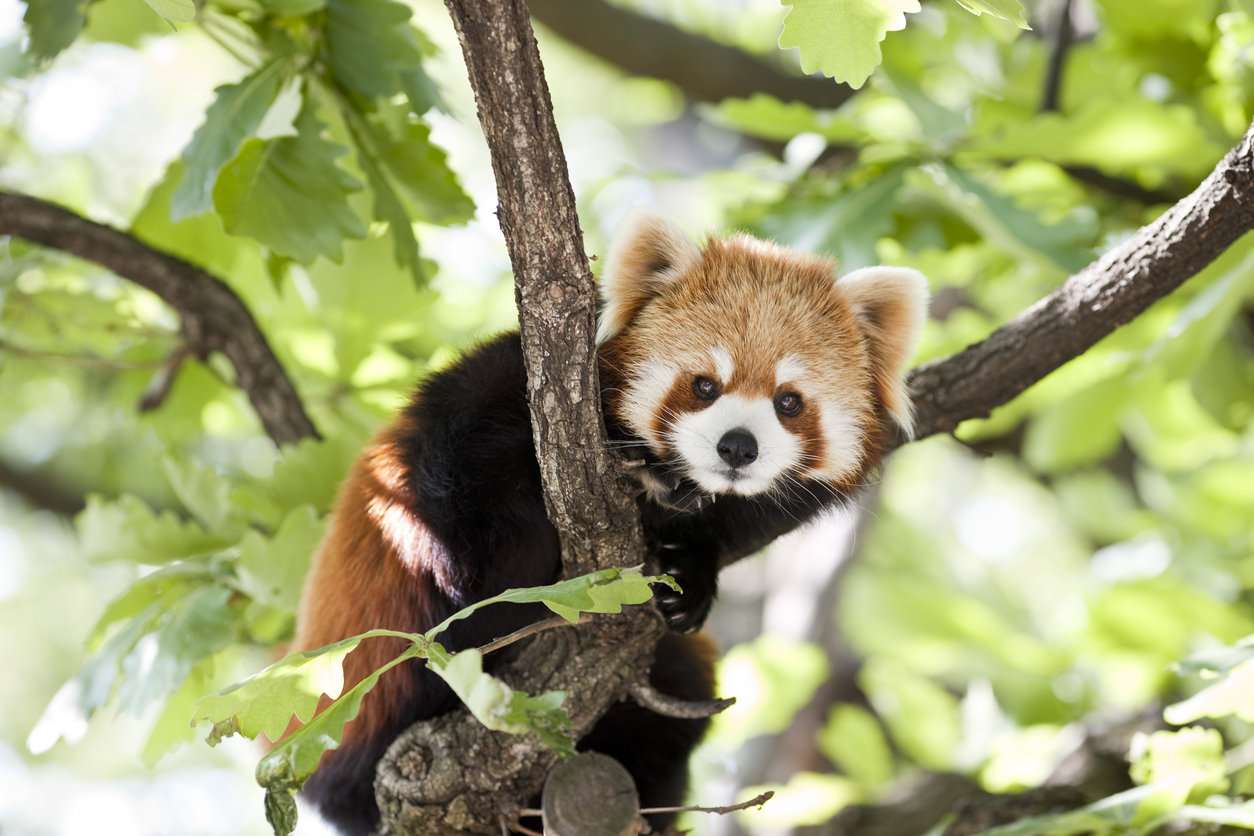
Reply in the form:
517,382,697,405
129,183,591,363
0,191,318,447
905,122,1254,444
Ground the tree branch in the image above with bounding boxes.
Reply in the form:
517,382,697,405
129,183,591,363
526,0,852,109
372,1,667,833
0,191,318,447
905,119,1254,444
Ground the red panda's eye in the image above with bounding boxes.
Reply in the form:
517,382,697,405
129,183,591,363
775,392,802,416
693,376,721,400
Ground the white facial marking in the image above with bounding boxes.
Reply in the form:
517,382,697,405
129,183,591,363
709,346,734,384
669,393,803,495
807,398,864,482
775,355,807,388
622,358,680,447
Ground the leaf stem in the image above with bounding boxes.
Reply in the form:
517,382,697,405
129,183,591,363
478,615,589,657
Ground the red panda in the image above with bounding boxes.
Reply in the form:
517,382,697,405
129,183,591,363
291,210,929,835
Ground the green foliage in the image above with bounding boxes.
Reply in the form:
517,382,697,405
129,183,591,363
191,567,671,835
171,61,288,221
214,97,367,264
21,0,86,62
137,0,195,24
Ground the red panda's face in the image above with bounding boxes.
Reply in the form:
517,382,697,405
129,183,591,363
597,210,929,499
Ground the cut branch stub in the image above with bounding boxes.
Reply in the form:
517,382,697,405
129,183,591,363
542,753,641,836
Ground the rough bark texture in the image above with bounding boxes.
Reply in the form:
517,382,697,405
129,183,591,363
0,191,318,447
372,2,664,834
905,123,1254,444
443,0,641,579
375,611,665,836
527,0,853,109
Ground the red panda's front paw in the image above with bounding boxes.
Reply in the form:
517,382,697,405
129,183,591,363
652,561,716,633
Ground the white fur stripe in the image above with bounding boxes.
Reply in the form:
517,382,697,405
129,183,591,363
709,346,734,383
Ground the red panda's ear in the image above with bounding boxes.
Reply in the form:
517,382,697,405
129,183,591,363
597,209,702,343
835,266,930,437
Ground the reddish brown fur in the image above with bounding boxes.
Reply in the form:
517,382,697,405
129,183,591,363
601,232,910,489
288,416,443,753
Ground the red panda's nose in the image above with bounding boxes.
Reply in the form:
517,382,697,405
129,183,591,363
717,430,758,468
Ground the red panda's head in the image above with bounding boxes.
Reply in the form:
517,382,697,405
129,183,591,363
597,209,929,499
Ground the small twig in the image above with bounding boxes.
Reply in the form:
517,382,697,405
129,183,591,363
479,615,589,656
504,813,545,836
640,790,775,816
0,337,171,371
138,344,192,412
628,681,736,719
1041,0,1073,113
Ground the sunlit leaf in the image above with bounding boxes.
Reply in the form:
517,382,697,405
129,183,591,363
951,0,1028,28
779,0,921,89
138,0,194,23
436,648,575,756
1166,658,1254,724
191,633,390,744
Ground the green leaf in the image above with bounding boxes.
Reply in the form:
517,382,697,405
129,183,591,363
972,99,1225,180
265,788,299,836
701,95,871,144
436,648,576,756
171,61,287,220
1128,727,1228,816
366,115,475,226
142,661,211,767
214,97,366,263
1166,658,1254,724
911,163,1091,274
235,505,324,613
325,0,421,99
116,585,241,715
1174,634,1254,677
779,0,921,89
253,643,424,800
162,455,248,537
951,0,1029,28
1023,376,1135,474
76,494,229,564
87,561,219,649
192,636,362,743
757,165,905,271
138,0,195,23
265,435,360,517
22,0,86,62
818,704,894,785
426,566,675,636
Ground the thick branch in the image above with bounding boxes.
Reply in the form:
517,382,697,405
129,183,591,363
0,192,317,447
906,120,1254,443
375,2,664,834
527,0,852,109
443,0,641,579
